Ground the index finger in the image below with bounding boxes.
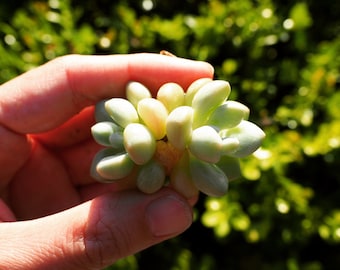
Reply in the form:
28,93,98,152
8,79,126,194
0,53,214,134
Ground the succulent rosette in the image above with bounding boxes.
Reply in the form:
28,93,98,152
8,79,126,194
91,78,265,197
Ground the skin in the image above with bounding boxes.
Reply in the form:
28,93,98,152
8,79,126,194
0,53,214,270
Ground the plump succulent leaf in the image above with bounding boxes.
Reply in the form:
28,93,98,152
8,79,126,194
137,98,168,140
137,160,166,194
190,155,229,197
105,98,140,128
166,106,193,150
220,120,266,158
91,121,122,147
123,123,156,165
126,81,152,108
185,78,212,106
170,151,199,199
95,152,135,180
216,155,242,181
207,100,250,130
189,125,222,163
157,82,185,112
192,80,231,128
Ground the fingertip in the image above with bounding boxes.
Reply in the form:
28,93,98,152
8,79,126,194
0,199,16,222
198,60,215,78
146,193,193,238
127,53,215,93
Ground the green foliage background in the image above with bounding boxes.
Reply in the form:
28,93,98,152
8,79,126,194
1,0,339,269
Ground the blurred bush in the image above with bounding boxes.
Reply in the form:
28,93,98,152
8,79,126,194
1,0,339,269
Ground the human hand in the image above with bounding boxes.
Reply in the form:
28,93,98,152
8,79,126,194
0,53,214,269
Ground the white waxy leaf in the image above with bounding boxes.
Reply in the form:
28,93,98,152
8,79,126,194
109,131,124,150
137,98,168,140
166,106,193,150
189,125,222,163
221,137,240,155
185,78,212,106
91,121,122,147
126,81,152,108
96,152,135,180
157,82,185,112
216,155,242,181
207,100,250,129
220,120,265,158
123,123,156,165
170,151,199,199
190,156,229,197
105,98,139,128
192,80,231,128
137,160,166,194
90,148,124,182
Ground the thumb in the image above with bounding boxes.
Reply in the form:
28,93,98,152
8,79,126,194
0,189,193,270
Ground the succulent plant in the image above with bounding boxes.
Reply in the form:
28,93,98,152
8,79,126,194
91,78,265,197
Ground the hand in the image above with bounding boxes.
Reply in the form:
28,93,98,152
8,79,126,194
0,53,214,269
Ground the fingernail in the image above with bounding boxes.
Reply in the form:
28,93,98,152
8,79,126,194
146,195,192,237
